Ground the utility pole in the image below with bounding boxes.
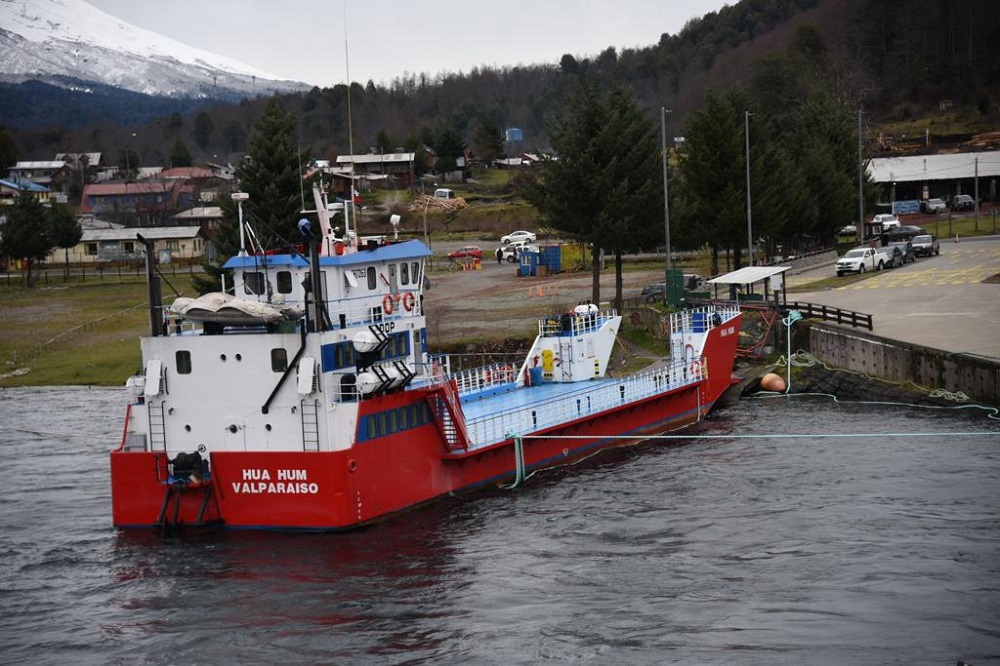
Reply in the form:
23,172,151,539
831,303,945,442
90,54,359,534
745,111,753,267
858,110,864,234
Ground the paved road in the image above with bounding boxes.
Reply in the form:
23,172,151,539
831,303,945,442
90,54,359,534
787,236,1000,360
426,236,1000,360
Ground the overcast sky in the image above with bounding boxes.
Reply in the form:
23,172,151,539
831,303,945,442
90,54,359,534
87,0,731,87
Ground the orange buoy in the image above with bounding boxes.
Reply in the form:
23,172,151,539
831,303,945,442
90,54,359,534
760,372,787,392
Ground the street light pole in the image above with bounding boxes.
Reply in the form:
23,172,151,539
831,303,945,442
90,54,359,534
661,107,673,301
745,111,753,267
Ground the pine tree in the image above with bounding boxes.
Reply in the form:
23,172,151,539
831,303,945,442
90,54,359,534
193,98,307,295
522,83,660,309
0,191,53,286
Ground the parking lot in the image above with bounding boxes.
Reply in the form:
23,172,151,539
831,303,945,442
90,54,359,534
789,236,1000,359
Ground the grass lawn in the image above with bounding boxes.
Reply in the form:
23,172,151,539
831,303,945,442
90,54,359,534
0,275,199,387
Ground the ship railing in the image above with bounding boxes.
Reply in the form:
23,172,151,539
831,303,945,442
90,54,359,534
669,304,740,336
164,291,424,335
464,356,705,449
538,309,617,338
450,362,520,396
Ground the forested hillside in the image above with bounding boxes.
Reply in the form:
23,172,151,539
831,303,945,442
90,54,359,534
5,0,999,166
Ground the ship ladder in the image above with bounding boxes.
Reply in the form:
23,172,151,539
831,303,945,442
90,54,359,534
426,381,471,453
155,480,222,535
300,398,320,451
148,401,167,450
559,339,573,381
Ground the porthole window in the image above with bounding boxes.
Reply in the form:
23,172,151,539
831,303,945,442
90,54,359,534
271,348,288,372
176,350,191,374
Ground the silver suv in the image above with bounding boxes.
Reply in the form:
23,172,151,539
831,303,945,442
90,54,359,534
911,234,940,257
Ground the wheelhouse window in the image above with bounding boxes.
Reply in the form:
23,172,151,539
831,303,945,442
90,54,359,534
244,271,266,295
411,262,421,285
366,266,376,290
271,348,288,372
400,262,410,285
176,350,192,374
276,270,293,294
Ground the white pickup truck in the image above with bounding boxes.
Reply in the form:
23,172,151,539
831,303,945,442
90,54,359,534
835,246,890,276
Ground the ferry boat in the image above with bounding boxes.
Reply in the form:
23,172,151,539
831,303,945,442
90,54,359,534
110,186,743,531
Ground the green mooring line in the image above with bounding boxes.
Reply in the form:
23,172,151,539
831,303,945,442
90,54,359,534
529,431,1000,440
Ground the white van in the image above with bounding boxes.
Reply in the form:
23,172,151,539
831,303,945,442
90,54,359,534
434,188,453,199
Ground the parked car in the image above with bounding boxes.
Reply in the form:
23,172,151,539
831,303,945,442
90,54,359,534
882,244,904,269
447,245,483,260
886,240,915,265
881,225,926,244
921,198,946,213
835,246,890,276
641,282,665,303
500,230,537,245
872,213,901,229
500,240,538,262
950,194,976,211
911,234,940,257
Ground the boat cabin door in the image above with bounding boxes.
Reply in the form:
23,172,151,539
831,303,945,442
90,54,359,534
387,264,398,296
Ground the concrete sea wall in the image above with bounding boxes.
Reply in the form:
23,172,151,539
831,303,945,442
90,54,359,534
800,322,1000,407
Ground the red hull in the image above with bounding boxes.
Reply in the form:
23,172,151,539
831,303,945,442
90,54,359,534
111,315,742,531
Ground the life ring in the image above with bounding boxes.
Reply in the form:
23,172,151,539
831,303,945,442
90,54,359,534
382,294,394,315
402,291,415,311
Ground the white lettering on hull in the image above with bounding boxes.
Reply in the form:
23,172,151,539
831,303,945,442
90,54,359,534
231,481,320,494
235,468,316,494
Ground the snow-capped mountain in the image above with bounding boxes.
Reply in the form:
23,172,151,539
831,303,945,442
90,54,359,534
0,0,309,98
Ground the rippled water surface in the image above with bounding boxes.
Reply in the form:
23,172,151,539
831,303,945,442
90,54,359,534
1,387,999,665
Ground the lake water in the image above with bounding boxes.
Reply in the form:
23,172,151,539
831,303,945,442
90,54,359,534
1,386,999,665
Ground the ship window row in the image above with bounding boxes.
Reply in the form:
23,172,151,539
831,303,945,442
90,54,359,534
173,348,289,375
322,332,410,371
242,264,420,300
244,270,297,297
360,402,432,442
399,262,421,286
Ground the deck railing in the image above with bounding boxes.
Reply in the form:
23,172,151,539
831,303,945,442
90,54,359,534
463,356,705,449
785,301,873,331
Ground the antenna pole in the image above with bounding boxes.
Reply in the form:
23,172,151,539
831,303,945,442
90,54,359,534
343,2,356,235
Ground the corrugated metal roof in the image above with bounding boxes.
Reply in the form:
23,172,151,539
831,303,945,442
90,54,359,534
81,227,203,242
172,206,223,219
11,161,66,169
336,153,416,164
868,150,1000,183
707,266,790,285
